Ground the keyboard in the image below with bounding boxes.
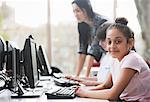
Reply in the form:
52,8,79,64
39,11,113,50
45,87,77,99
53,77,80,87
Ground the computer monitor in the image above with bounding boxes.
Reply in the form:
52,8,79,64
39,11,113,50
6,41,13,76
11,48,20,90
0,38,5,71
37,45,52,76
22,38,39,88
5,41,20,89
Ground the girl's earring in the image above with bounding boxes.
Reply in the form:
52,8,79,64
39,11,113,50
128,47,131,51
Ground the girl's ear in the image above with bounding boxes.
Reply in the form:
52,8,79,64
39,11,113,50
128,38,134,50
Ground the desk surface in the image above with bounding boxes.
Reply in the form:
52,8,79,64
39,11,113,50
0,90,109,102
0,78,109,102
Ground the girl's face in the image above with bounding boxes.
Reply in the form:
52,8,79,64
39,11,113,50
106,28,132,61
72,3,87,23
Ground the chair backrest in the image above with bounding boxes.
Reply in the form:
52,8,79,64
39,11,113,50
92,62,100,67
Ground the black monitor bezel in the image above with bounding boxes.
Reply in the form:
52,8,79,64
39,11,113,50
0,38,5,71
37,45,52,76
5,41,20,89
23,38,39,88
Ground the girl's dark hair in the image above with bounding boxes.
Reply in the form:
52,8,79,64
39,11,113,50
96,23,112,41
96,17,129,42
107,17,133,39
72,0,95,19
115,17,128,25
107,17,136,51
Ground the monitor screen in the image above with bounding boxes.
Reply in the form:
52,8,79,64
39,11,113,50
11,48,20,89
37,45,52,76
0,38,5,71
5,41,20,89
23,38,39,88
6,41,13,76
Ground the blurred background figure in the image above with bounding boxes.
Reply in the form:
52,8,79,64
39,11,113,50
72,0,111,77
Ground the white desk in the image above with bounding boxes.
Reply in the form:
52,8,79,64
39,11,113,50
0,78,109,102
0,89,109,102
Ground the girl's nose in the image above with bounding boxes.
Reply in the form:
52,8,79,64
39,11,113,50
110,42,117,49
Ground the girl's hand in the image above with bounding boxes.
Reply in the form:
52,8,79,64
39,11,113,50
80,80,95,86
75,87,88,98
65,75,72,79
65,76,83,82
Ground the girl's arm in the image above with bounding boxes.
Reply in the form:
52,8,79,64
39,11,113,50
80,80,102,86
66,76,101,86
76,68,137,100
79,76,97,81
90,72,113,90
65,75,97,81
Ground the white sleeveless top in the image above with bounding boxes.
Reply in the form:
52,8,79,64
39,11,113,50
97,53,114,83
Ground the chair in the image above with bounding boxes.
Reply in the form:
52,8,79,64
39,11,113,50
146,60,150,68
91,62,100,76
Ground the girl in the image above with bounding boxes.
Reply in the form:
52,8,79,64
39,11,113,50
66,23,112,86
75,22,150,101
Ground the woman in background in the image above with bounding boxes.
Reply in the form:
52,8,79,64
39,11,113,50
72,0,111,77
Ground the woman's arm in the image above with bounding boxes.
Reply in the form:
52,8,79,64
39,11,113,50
76,68,137,100
85,56,94,77
77,22,90,77
76,54,86,76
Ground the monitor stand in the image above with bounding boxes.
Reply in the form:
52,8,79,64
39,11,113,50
11,80,44,98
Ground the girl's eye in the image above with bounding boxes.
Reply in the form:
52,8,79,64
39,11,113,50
107,40,111,45
115,40,121,44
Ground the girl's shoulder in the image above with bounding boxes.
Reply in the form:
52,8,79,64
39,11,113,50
121,51,149,72
124,51,143,62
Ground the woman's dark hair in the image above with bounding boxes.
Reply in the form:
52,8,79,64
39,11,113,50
72,0,95,19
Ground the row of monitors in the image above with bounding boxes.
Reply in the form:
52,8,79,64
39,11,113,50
0,36,52,88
